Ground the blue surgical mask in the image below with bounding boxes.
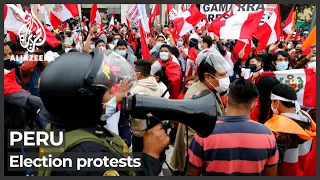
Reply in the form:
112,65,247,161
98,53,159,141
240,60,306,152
277,62,289,71
15,58,24,65
101,96,117,121
177,41,183,47
116,49,127,57
160,52,169,61
114,39,119,46
198,43,203,50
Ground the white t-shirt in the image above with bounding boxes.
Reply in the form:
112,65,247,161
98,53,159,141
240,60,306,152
159,81,170,99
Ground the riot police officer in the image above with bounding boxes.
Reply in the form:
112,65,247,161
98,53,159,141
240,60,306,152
37,49,169,176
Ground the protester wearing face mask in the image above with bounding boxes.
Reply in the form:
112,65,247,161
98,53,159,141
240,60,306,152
294,46,316,72
264,84,316,176
272,51,291,71
187,79,278,176
150,35,166,59
171,49,231,173
115,40,137,65
245,57,264,80
158,44,181,99
63,27,75,49
95,39,108,51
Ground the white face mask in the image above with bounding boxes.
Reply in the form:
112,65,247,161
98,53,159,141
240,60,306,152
101,97,117,121
116,49,127,57
177,41,183,47
160,52,169,61
90,44,95,50
208,75,230,93
271,102,279,115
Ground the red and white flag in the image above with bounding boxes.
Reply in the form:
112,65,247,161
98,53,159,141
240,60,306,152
108,10,115,31
126,16,131,28
283,6,296,36
36,4,52,27
173,4,207,37
260,69,316,108
139,19,151,60
137,4,150,34
233,39,252,62
167,4,179,21
149,4,160,31
50,4,79,29
4,4,25,33
4,4,62,49
90,4,105,31
179,4,185,13
254,5,282,53
4,30,18,42
209,10,264,40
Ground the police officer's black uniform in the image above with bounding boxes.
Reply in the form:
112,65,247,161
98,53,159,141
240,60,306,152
37,49,162,176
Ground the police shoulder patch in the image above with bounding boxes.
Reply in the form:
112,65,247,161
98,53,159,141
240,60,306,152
103,170,120,176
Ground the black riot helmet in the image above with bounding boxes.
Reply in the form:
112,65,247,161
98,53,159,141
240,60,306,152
38,49,137,127
197,48,232,81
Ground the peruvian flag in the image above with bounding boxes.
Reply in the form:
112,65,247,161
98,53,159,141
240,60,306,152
209,10,264,40
173,4,207,37
90,4,105,31
260,69,316,108
185,47,198,79
36,4,53,28
50,4,79,29
283,6,296,36
167,4,179,21
139,19,151,59
108,10,115,32
179,4,185,13
233,39,252,62
4,4,26,33
149,4,160,32
254,5,282,53
137,4,151,34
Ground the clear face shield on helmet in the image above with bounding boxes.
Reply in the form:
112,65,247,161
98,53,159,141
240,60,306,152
90,50,137,91
197,47,233,74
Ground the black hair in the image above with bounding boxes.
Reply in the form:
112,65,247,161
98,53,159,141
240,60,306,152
250,56,264,67
95,39,105,47
6,41,25,53
272,50,289,62
160,44,171,51
228,79,259,108
170,47,179,58
134,59,151,76
156,35,166,41
114,34,124,40
189,38,198,48
201,35,213,48
68,49,79,53
256,76,280,124
106,35,113,43
91,37,99,42
272,84,297,108
116,39,127,47
198,61,217,82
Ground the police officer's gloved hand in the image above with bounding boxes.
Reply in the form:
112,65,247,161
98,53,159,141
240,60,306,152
143,123,170,159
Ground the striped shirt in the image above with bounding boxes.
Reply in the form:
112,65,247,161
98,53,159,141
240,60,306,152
188,115,279,176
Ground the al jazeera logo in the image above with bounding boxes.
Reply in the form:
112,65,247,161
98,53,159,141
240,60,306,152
7,4,46,54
